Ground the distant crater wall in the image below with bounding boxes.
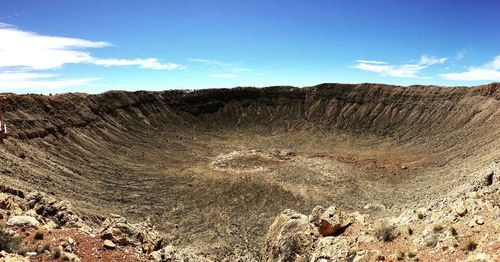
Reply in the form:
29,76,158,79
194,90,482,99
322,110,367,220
2,83,499,145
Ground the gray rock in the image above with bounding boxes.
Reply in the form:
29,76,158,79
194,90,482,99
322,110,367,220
7,215,40,228
309,236,350,262
261,209,313,262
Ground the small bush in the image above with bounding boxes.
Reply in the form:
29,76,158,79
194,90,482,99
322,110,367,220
34,230,44,240
449,227,457,236
53,249,61,259
425,236,438,247
0,225,21,253
407,251,417,258
432,224,444,233
465,239,478,251
407,226,413,235
375,224,397,242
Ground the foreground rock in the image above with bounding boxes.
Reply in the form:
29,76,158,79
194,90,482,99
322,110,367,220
98,214,162,253
261,165,500,262
6,215,39,228
26,191,89,230
261,209,315,261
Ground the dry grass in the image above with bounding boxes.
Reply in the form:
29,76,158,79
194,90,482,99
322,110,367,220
0,225,21,253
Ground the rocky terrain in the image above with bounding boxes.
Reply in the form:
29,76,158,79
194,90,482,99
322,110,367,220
0,83,499,261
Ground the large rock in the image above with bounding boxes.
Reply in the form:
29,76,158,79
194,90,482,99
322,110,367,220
26,191,87,229
103,239,117,250
7,215,40,228
453,200,468,217
261,209,315,262
99,214,161,253
309,236,350,262
0,250,29,262
0,193,26,215
310,206,352,237
60,251,81,262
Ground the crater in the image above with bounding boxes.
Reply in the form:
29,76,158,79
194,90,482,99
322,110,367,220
0,83,499,259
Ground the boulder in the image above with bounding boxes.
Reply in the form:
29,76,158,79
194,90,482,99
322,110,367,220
60,251,81,262
103,239,117,250
60,237,78,253
309,236,350,262
7,215,40,228
311,206,352,237
25,191,87,229
0,250,29,262
0,193,26,215
453,200,468,217
465,253,492,262
98,214,161,253
261,209,314,262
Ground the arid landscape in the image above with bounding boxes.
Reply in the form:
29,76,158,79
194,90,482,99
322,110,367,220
0,83,499,261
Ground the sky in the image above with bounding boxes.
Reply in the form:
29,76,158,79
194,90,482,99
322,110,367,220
1,0,500,94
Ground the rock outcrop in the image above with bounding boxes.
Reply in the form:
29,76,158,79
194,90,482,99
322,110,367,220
261,165,500,262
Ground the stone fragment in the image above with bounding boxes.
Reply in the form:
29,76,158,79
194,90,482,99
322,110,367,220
103,239,117,250
7,215,40,228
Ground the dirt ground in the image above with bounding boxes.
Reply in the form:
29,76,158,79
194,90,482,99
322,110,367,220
0,83,499,260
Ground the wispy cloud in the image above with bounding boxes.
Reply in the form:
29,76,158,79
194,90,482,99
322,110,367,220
455,49,467,60
440,55,500,81
190,58,252,78
0,71,100,90
0,23,185,90
208,74,238,79
355,60,388,65
353,55,447,78
92,58,186,70
188,58,233,67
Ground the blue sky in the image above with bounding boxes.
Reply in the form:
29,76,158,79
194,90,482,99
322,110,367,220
1,0,500,94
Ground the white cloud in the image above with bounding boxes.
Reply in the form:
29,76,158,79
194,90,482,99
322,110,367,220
355,60,387,65
0,23,185,91
0,23,184,71
92,58,186,70
440,55,500,81
189,58,233,67
208,74,238,79
0,71,100,90
353,55,447,78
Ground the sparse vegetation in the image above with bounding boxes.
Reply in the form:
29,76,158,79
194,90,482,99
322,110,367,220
407,226,413,235
34,230,45,240
465,239,478,251
375,224,397,242
450,226,457,236
0,225,22,253
425,236,439,248
38,243,51,253
432,224,444,233
407,251,417,258
53,249,62,259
